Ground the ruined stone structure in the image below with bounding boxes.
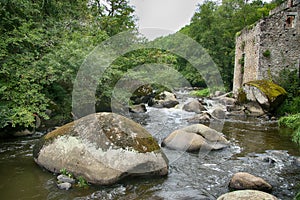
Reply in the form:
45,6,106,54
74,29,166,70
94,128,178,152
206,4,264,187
233,0,300,95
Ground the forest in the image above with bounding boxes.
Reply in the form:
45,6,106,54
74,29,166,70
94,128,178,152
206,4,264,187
2,0,300,199
0,0,298,136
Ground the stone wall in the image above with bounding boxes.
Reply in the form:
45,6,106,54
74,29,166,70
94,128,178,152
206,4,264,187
233,23,260,94
233,1,300,95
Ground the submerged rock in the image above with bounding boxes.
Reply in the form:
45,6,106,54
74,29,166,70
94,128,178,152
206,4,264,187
243,102,265,117
161,124,229,152
211,107,226,119
229,172,272,192
33,112,168,185
187,113,211,123
148,91,179,108
217,190,278,200
183,100,206,114
57,182,72,190
243,80,287,111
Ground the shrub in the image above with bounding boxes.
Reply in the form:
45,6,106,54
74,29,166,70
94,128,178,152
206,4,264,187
279,113,300,144
190,88,210,97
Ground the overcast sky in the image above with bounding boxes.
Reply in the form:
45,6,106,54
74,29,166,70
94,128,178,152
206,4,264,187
129,0,205,39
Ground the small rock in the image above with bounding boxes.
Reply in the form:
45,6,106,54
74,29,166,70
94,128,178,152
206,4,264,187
214,91,225,97
244,102,265,117
57,182,72,190
183,100,206,114
229,172,272,192
262,156,276,164
187,113,211,123
13,129,34,137
211,107,226,119
271,116,277,121
217,97,236,106
217,190,278,200
57,174,75,184
148,91,179,108
129,104,147,113
294,157,300,167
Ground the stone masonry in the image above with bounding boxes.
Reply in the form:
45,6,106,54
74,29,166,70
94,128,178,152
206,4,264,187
233,0,300,95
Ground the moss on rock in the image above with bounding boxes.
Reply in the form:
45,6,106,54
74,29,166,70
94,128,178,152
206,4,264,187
246,80,287,102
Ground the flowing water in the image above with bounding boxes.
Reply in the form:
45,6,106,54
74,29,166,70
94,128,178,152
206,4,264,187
1,90,300,200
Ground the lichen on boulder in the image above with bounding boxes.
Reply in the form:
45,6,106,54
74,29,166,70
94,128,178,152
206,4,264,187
243,80,287,111
33,112,168,185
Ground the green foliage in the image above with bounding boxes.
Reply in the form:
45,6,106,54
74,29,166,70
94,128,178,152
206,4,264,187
275,69,300,115
95,48,183,111
59,169,89,188
180,0,279,90
263,49,271,58
0,0,134,130
190,88,210,97
60,168,73,178
278,113,300,145
295,191,300,200
89,0,136,36
76,176,89,188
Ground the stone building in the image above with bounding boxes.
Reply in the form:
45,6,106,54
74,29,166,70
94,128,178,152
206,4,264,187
233,0,300,95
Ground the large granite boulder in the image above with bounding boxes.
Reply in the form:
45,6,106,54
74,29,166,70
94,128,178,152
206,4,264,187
229,172,272,192
243,80,287,111
183,100,206,114
148,91,179,108
161,124,229,152
217,190,278,200
33,113,168,185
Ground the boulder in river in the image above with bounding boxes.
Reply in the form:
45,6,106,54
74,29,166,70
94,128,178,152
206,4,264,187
33,112,168,185
211,107,226,119
217,190,278,200
148,91,179,108
215,96,236,106
187,113,211,123
161,124,229,152
243,102,265,117
243,80,287,111
183,100,206,114
129,104,147,113
229,172,272,192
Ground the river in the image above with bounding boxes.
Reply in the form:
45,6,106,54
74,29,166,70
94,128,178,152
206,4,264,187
1,90,300,200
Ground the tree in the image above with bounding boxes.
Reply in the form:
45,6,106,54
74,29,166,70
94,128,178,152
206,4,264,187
181,0,278,90
90,0,136,36
0,0,108,129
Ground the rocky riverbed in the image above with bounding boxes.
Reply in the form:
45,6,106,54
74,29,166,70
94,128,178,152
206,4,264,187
0,89,300,199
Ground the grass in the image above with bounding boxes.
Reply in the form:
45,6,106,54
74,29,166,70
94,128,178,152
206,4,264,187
190,88,210,97
278,113,300,144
